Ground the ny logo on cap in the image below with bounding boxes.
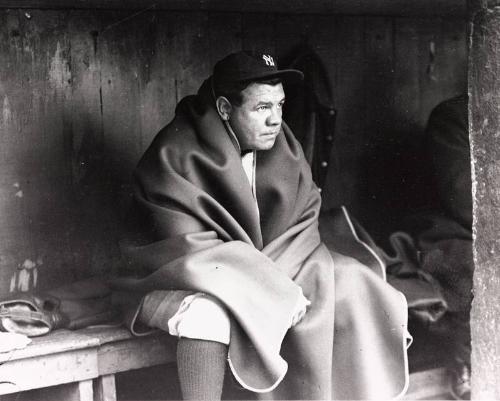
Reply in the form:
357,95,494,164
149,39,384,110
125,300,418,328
262,54,275,67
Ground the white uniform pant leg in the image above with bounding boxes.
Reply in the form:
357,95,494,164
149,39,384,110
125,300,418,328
168,293,231,345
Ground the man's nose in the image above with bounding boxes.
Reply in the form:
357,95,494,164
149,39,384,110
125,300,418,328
268,108,282,126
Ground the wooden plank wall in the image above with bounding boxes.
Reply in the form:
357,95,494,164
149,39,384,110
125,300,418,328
0,9,467,294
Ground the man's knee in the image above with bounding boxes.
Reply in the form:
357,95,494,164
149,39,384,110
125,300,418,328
169,293,231,345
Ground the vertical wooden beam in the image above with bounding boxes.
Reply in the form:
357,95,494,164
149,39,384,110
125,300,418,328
77,379,94,401
95,374,117,401
468,4,500,399
67,11,116,279
137,11,178,151
99,9,151,174
172,11,211,100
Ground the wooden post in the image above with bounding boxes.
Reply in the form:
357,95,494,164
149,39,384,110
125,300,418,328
77,380,94,401
468,2,500,399
95,374,117,401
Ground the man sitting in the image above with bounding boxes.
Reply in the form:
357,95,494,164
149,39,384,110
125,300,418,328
113,51,410,400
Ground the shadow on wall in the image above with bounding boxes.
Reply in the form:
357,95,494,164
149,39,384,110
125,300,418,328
0,9,177,295
2,124,135,295
0,94,136,296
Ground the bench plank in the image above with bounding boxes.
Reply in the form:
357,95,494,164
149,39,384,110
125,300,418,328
97,332,176,375
1,326,450,400
0,347,98,395
0,330,100,363
79,326,135,345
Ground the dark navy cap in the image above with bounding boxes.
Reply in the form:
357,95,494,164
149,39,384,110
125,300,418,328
213,50,304,87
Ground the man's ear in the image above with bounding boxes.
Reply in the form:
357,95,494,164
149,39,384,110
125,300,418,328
216,96,232,121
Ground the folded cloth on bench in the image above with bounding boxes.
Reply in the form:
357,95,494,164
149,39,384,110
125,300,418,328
0,277,119,337
319,209,448,324
0,332,31,353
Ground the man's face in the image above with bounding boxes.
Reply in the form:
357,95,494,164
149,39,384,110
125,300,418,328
228,82,285,151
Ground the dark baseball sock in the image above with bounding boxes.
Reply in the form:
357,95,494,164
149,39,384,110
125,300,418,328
176,337,228,400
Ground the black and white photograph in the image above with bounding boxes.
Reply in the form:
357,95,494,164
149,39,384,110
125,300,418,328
0,1,498,400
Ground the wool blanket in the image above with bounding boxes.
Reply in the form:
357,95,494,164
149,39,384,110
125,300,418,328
112,79,410,399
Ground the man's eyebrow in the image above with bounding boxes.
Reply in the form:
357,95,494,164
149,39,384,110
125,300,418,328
256,97,286,105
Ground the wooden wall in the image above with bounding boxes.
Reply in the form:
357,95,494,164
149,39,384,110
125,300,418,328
0,8,467,294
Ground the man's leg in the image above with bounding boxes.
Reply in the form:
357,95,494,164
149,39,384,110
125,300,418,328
170,294,231,400
177,338,228,400
138,292,231,400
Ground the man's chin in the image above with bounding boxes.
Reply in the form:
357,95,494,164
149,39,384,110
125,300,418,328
255,136,278,150
256,141,276,151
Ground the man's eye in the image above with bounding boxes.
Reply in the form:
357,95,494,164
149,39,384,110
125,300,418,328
278,102,285,109
257,105,268,111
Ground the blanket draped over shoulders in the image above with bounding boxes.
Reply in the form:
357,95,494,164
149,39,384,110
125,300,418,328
111,79,410,400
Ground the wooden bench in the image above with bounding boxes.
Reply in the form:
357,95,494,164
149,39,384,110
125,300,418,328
0,326,176,401
0,326,449,400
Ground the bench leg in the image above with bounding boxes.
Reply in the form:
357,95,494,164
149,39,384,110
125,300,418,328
78,379,94,401
95,374,117,401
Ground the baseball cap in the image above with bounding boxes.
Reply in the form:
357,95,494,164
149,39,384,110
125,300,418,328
213,50,304,87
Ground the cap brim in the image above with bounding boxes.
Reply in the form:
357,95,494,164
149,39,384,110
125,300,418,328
240,69,304,86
